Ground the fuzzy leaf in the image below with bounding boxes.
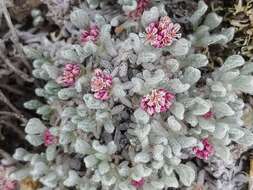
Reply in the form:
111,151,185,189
63,170,80,187
134,108,150,124
167,116,181,131
58,88,77,100
190,1,208,27
175,164,195,186
204,12,222,30
134,152,150,163
74,139,91,155
168,38,191,56
25,134,44,146
25,118,46,135
70,9,89,29
141,7,159,27
220,55,245,72
213,102,235,118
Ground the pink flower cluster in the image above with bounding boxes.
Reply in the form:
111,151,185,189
145,16,182,48
0,166,16,190
131,178,145,188
140,89,175,116
128,0,150,19
57,63,81,87
202,111,214,119
80,25,100,44
91,69,113,100
43,129,58,146
193,138,214,160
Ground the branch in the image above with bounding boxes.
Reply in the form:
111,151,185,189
0,49,34,82
0,90,23,115
0,0,32,73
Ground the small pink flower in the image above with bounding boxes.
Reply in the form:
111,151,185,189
128,0,150,19
193,138,214,160
57,64,81,87
202,111,214,119
43,129,58,146
131,178,145,188
0,166,17,190
145,16,181,48
80,25,100,44
3,180,16,190
91,69,113,101
140,89,175,116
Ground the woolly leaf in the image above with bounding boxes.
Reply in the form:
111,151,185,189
83,94,108,109
220,55,245,72
232,75,253,94
213,102,235,118
134,152,150,163
98,161,110,175
213,123,229,139
162,172,179,188
182,67,201,85
177,137,197,148
141,7,159,27
24,100,43,110
74,139,91,155
25,134,44,146
167,79,190,93
84,155,98,168
63,170,80,187
198,118,215,132
190,1,208,27
170,102,185,120
168,38,191,56
175,164,195,187
58,88,77,100
134,108,150,124
25,118,46,135
185,54,208,68
46,145,57,161
70,9,89,29
167,116,181,131
212,139,231,163
204,12,222,31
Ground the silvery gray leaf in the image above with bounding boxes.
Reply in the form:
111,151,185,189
70,9,89,29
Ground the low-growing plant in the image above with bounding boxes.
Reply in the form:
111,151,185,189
10,0,253,189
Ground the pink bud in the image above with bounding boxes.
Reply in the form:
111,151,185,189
57,64,81,87
91,69,113,101
43,129,58,146
202,111,214,119
145,16,181,48
131,178,145,188
128,0,150,19
140,89,175,116
193,138,214,160
80,25,100,44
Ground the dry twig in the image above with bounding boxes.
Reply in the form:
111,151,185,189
0,120,25,139
0,0,32,73
0,49,34,82
0,89,23,115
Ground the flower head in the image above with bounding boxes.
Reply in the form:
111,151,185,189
91,69,113,100
145,16,181,48
140,89,175,116
43,129,58,146
80,25,100,44
131,178,145,188
57,63,81,87
202,111,214,119
0,166,17,190
128,0,150,19
193,138,214,160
